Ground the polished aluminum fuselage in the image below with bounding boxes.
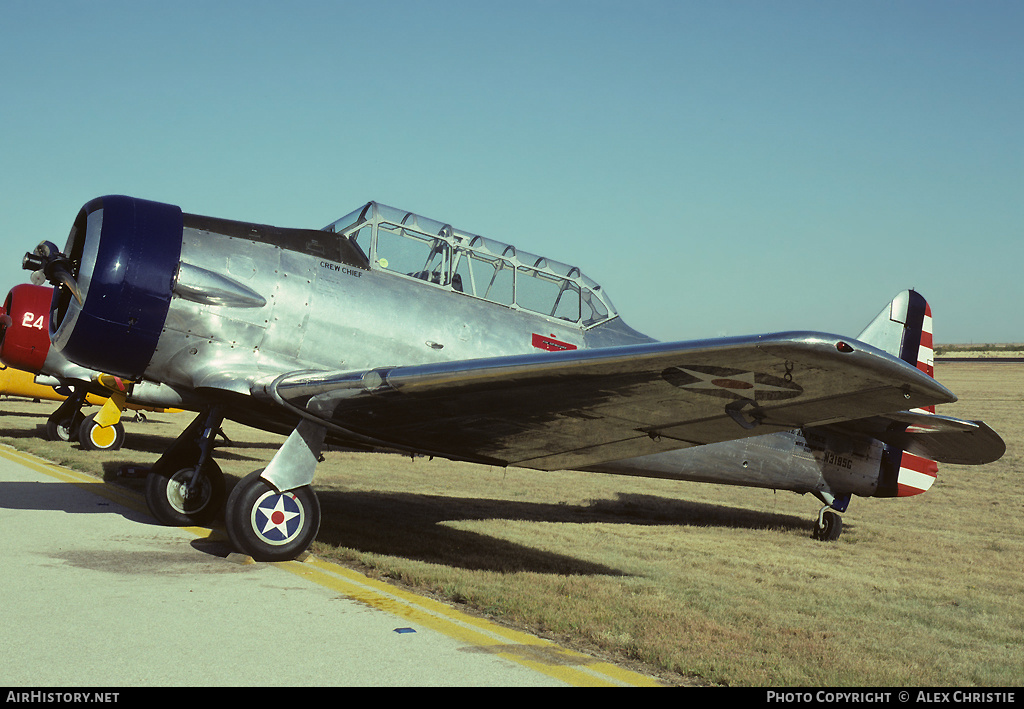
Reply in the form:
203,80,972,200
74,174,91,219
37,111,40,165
139,222,873,501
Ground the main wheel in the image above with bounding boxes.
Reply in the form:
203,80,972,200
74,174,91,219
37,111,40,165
46,416,76,442
145,461,225,526
814,510,843,541
225,470,320,562
78,413,125,451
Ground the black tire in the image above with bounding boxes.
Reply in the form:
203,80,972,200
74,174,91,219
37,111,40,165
145,461,225,526
225,470,320,562
814,510,843,541
45,416,75,442
77,413,125,451
45,392,86,442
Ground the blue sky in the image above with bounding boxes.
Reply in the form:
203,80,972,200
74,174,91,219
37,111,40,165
2,0,1021,343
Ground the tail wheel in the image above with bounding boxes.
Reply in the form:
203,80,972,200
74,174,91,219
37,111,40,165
78,413,125,451
814,510,843,541
145,461,225,526
225,469,320,562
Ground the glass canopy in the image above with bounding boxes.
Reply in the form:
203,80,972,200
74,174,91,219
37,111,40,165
324,202,616,328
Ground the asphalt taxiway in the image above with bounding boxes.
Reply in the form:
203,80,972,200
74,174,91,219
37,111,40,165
0,445,660,687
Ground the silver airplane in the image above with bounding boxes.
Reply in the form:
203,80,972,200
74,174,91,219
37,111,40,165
23,195,1004,561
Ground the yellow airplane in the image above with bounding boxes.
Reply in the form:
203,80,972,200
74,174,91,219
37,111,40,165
0,365,104,405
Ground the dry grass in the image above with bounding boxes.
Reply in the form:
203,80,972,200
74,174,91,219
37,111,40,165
1,362,1021,686
935,344,1024,357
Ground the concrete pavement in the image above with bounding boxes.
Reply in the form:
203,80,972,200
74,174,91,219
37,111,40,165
0,445,660,687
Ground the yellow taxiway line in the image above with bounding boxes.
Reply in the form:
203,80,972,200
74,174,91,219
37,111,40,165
0,445,662,687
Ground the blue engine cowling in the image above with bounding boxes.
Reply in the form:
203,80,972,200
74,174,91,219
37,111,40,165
50,195,183,379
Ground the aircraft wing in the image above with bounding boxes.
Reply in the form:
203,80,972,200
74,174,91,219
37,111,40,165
248,331,958,471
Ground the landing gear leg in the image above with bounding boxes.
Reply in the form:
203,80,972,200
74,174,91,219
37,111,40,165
45,388,88,442
225,419,325,561
145,407,226,526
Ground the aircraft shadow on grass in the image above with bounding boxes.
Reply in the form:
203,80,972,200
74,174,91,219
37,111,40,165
288,488,811,576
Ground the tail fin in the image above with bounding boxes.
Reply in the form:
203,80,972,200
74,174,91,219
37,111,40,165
859,290,939,497
857,289,935,412
851,291,1004,498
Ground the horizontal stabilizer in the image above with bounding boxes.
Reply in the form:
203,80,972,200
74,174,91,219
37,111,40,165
891,419,1005,465
822,411,1005,465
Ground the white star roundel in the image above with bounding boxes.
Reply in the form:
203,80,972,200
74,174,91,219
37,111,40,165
662,365,803,401
250,490,306,545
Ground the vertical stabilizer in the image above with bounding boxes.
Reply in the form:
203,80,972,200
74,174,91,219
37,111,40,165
856,290,935,412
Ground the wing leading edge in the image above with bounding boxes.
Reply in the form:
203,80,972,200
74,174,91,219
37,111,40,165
253,332,956,471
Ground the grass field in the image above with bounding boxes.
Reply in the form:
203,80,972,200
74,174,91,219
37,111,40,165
1,362,1020,686
935,344,1024,357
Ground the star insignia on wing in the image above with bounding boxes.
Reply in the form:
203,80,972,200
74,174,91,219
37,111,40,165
661,365,803,400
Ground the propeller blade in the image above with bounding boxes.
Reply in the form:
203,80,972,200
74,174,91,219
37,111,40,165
21,241,84,305
51,264,84,305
